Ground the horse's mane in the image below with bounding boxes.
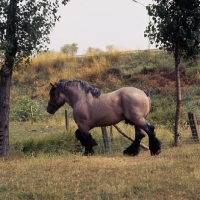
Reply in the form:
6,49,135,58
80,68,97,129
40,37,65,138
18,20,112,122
57,79,101,98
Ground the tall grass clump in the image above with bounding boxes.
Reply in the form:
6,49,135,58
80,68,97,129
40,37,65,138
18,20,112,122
11,129,83,156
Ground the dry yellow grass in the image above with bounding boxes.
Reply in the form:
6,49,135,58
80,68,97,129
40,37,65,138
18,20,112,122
1,144,200,200
12,52,83,101
11,50,129,101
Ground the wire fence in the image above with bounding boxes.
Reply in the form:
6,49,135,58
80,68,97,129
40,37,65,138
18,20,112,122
9,108,200,154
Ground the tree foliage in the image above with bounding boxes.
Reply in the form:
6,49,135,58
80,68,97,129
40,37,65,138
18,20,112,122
0,0,70,64
106,45,119,52
144,0,200,145
85,47,103,55
60,43,78,56
0,0,69,156
145,0,200,57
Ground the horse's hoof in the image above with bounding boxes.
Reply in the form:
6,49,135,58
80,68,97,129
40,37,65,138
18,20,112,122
83,153,94,156
150,149,161,156
149,137,161,156
123,141,140,156
123,150,140,156
83,149,94,156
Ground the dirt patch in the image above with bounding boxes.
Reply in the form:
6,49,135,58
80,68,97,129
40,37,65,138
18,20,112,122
129,66,196,94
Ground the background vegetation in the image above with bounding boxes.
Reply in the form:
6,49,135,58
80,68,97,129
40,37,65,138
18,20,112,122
11,49,200,126
1,49,199,199
8,48,200,154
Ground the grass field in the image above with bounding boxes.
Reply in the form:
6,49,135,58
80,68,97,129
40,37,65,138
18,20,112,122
1,143,200,200
0,121,199,200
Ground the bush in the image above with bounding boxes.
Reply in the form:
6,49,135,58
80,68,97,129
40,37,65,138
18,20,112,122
10,96,41,122
148,94,176,130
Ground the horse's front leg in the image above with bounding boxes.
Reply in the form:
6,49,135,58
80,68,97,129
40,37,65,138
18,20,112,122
75,129,98,155
123,126,145,156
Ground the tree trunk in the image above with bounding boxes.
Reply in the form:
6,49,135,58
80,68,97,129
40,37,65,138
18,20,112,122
174,42,181,146
0,72,12,156
0,0,17,156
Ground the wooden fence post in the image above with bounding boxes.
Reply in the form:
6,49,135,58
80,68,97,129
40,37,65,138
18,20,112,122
101,126,111,152
30,106,33,124
65,110,69,130
110,126,113,141
188,112,199,142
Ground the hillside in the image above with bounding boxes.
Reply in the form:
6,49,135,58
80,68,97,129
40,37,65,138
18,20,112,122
11,50,200,128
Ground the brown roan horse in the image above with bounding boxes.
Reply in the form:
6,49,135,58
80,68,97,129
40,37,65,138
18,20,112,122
47,79,161,156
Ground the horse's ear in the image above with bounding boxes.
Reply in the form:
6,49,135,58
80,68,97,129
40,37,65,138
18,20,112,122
50,83,57,88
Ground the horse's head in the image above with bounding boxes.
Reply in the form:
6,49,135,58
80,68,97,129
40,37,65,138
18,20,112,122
47,83,65,114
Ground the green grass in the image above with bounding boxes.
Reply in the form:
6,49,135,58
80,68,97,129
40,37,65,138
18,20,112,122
9,121,197,156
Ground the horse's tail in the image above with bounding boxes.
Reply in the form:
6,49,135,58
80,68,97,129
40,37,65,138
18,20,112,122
143,89,150,97
143,90,151,113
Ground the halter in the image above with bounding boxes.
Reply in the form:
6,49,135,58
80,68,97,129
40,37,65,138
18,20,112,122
48,94,66,109
48,101,58,108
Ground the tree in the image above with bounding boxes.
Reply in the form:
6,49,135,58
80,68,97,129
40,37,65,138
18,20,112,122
106,45,119,52
60,43,79,56
144,0,200,145
85,47,103,55
0,0,69,156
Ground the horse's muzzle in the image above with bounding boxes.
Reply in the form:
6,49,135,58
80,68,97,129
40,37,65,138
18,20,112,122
47,101,58,114
47,108,55,114
47,109,55,114
47,105,56,114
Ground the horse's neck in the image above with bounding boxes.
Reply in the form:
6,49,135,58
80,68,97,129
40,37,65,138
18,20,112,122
65,87,85,107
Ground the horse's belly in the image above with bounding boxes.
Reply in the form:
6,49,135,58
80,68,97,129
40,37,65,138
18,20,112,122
91,115,123,128
89,93,124,128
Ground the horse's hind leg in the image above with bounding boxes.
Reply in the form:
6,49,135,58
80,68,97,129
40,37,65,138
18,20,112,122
123,126,145,156
140,121,161,156
75,129,98,155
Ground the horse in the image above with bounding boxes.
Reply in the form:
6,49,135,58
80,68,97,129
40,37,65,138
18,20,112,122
47,79,161,156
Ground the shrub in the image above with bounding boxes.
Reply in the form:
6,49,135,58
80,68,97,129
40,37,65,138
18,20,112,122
10,96,41,122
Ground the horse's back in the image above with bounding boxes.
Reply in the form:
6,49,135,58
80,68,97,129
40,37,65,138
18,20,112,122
116,87,149,100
